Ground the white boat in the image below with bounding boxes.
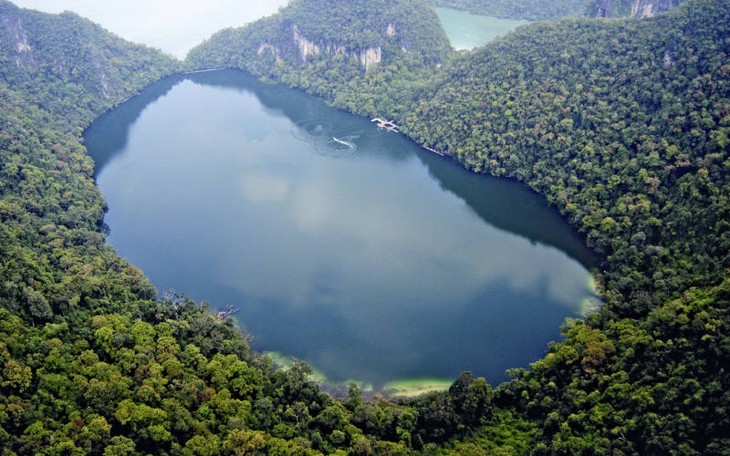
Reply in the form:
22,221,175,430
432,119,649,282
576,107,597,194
332,136,355,148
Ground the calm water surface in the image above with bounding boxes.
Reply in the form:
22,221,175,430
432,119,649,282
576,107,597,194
86,70,596,386
435,7,528,50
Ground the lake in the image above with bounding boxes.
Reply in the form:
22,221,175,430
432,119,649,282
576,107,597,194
85,70,597,389
435,7,528,50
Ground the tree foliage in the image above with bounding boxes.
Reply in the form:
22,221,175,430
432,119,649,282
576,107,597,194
1,0,728,453
407,0,729,316
408,0,729,452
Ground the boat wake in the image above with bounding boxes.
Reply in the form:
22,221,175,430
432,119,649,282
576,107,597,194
291,118,360,158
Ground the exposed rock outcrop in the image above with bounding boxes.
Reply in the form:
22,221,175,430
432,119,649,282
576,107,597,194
1,0,178,107
186,0,452,79
385,23,396,37
357,47,382,71
2,14,35,67
291,23,382,71
591,0,687,17
292,24,320,60
630,0,656,17
257,42,283,62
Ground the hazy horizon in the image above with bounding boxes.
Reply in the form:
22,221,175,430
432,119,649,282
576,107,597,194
12,0,289,58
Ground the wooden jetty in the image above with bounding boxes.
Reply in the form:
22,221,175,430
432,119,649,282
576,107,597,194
182,68,226,74
371,117,400,133
423,146,446,157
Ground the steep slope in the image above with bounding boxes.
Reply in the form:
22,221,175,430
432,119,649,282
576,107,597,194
189,0,450,70
0,1,178,128
0,3,188,452
0,0,179,326
186,0,452,119
403,0,729,452
407,0,729,313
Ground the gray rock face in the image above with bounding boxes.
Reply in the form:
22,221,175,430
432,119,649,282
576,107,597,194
591,0,688,18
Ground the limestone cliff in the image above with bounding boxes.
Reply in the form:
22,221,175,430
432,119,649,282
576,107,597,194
589,0,688,17
187,0,451,74
0,7,35,68
290,23,385,70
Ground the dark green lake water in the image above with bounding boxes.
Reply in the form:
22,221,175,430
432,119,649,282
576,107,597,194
435,8,528,50
85,70,597,387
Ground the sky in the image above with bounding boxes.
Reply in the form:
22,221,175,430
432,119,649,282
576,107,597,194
12,0,290,58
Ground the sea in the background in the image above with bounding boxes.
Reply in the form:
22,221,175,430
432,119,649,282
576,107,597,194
11,0,288,58
435,7,528,50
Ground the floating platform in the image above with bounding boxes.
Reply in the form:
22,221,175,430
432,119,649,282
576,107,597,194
423,146,445,156
371,117,400,133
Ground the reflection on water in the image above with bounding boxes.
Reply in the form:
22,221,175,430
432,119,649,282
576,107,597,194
86,70,597,386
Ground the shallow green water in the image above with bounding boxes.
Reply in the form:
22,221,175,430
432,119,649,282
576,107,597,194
86,70,597,387
435,7,528,50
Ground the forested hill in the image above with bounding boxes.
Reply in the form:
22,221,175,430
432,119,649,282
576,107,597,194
186,0,452,119
407,0,729,313
405,0,729,451
0,0,179,129
0,0,178,325
188,0,450,71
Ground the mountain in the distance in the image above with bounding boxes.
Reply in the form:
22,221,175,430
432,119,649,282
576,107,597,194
186,0,452,119
0,0,179,127
188,0,451,73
